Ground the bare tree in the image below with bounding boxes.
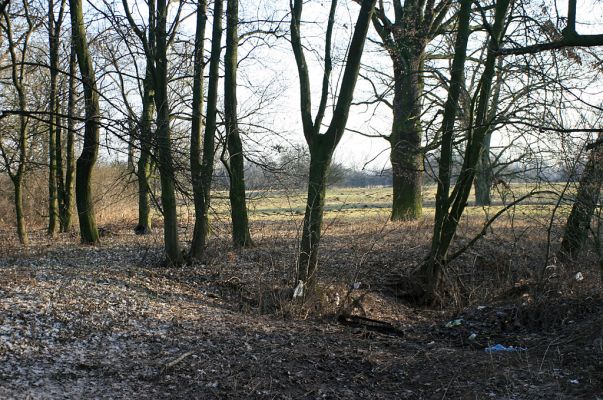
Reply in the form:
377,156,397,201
122,0,184,264
291,0,377,288
69,0,100,244
190,0,223,259
0,0,37,245
369,0,452,220
47,0,66,236
224,0,253,248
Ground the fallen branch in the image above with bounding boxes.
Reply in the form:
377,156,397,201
165,352,194,369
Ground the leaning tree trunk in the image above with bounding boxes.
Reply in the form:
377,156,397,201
70,0,100,244
224,0,253,248
400,0,472,303
411,0,510,304
559,136,603,259
154,0,183,265
390,50,425,220
190,0,222,258
135,68,155,235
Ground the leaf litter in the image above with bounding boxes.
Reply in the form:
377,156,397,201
0,227,601,399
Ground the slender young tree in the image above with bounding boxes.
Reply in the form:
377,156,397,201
47,0,66,236
408,0,510,303
0,1,36,246
59,38,77,232
122,0,184,263
190,0,223,258
291,0,376,287
224,0,253,247
69,0,100,244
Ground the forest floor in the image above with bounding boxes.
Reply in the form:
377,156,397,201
0,188,602,399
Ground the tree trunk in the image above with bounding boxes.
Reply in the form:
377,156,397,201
405,0,472,304
297,143,331,286
224,0,253,248
474,134,493,206
560,136,603,259
412,0,510,304
2,7,31,246
390,51,425,220
47,0,61,236
154,0,183,265
56,106,66,230
70,0,100,244
289,0,376,290
127,119,136,173
190,0,222,258
48,93,59,235
61,40,77,233
135,68,155,235
14,177,28,246
474,57,504,207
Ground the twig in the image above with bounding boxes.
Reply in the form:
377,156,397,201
165,352,194,369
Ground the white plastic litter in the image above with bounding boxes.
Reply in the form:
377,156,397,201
293,280,304,298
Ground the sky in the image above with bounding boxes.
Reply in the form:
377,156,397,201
89,0,603,173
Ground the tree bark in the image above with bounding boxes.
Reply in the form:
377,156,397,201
61,39,77,232
154,0,183,265
474,57,504,206
134,68,155,235
370,1,452,221
70,0,100,244
224,0,253,248
14,178,28,246
390,52,425,220
47,0,62,236
297,143,331,285
190,0,223,258
474,132,493,206
560,134,603,259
